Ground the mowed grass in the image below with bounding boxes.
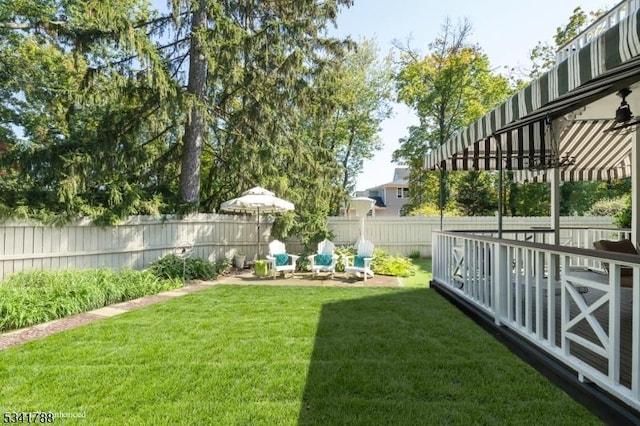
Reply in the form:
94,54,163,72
403,257,433,288
0,285,600,425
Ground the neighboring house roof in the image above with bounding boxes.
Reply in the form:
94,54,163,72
370,196,386,208
363,168,409,191
392,167,409,182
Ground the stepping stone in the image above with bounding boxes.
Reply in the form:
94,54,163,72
159,290,189,297
89,307,126,317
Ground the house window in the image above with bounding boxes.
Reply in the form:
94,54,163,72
397,187,409,198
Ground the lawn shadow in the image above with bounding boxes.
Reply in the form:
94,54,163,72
297,288,599,425
299,288,479,425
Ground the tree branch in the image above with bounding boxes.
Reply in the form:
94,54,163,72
0,21,68,30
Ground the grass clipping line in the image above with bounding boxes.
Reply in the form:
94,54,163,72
0,269,182,332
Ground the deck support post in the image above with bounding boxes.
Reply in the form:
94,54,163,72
550,164,561,281
495,135,503,239
550,166,560,246
632,127,639,248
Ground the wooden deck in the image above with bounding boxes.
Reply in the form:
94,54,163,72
506,270,635,389
558,271,634,388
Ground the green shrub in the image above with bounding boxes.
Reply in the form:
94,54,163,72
408,203,461,217
408,250,421,259
149,254,216,281
586,196,626,217
371,248,418,278
614,195,632,229
334,246,417,277
0,269,181,332
215,258,232,276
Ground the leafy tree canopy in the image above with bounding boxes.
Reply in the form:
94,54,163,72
393,18,513,216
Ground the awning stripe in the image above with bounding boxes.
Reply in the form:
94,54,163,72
632,12,640,55
579,46,592,83
424,8,640,171
514,163,632,183
434,119,632,182
436,121,547,172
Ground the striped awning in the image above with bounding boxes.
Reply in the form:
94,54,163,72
424,7,640,179
513,119,633,182
431,121,547,172
432,117,633,182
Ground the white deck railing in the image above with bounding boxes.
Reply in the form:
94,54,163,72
432,229,640,411
467,227,632,271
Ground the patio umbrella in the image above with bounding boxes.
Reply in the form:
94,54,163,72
220,187,294,258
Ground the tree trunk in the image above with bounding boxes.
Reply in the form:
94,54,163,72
179,0,208,208
341,127,356,189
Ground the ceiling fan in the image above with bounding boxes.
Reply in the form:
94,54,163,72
604,88,640,133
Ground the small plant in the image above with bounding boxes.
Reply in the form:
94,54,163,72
149,254,216,281
408,250,421,259
335,246,356,272
215,258,232,276
295,249,313,272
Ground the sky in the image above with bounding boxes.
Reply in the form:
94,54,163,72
329,0,615,191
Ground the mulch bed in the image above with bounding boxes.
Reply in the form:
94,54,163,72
0,312,102,351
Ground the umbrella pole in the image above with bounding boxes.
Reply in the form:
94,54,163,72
257,207,260,260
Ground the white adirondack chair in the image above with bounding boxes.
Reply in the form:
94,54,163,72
343,239,375,282
308,239,339,278
266,240,299,279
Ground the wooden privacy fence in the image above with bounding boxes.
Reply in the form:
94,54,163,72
320,216,616,257
0,214,271,282
283,216,616,256
0,214,614,281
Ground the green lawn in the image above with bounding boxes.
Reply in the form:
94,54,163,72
0,286,600,425
403,257,433,288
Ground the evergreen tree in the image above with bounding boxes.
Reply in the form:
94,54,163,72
0,0,174,223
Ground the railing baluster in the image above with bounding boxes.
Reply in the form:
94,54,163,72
515,247,523,327
484,242,491,307
633,265,640,399
609,264,622,385
495,243,508,326
535,251,544,339
548,252,557,348
561,255,571,358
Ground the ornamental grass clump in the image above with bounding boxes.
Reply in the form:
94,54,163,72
149,254,218,281
0,269,182,332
